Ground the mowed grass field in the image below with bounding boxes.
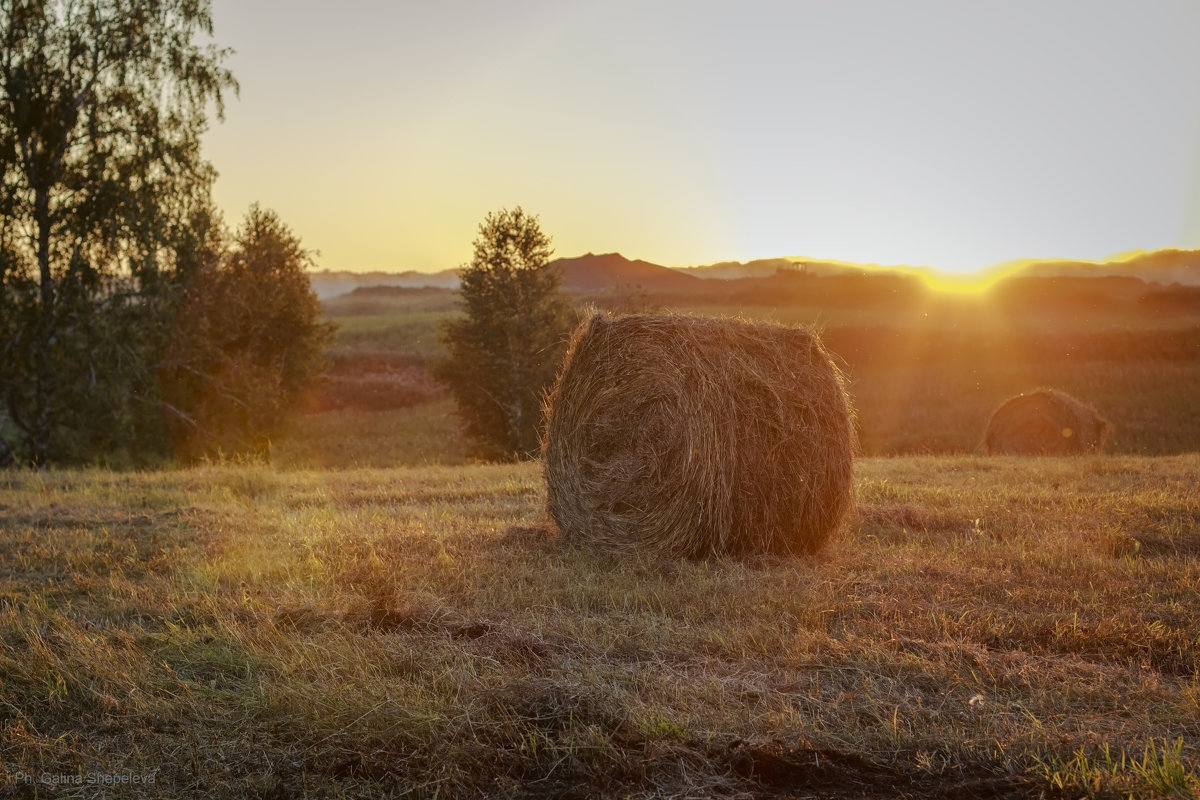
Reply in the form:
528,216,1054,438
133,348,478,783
1,456,1198,798
4,279,1198,797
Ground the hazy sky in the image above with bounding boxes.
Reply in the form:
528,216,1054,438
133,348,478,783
203,1,1200,275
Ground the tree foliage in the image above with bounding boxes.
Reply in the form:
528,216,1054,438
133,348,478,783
0,0,235,464
434,207,575,461
159,205,335,462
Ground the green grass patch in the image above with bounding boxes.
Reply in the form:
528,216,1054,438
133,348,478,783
273,398,470,469
329,310,452,360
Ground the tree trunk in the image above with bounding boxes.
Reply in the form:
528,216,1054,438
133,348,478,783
0,432,13,467
29,185,55,465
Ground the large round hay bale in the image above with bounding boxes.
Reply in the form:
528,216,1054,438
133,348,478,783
541,313,855,559
983,388,1109,455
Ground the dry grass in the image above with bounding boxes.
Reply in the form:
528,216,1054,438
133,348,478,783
543,313,854,558
272,397,470,469
1,456,1198,797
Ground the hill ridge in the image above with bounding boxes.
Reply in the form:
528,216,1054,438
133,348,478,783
308,248,1200,299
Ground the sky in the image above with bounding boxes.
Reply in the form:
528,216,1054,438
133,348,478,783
202,1,1200,276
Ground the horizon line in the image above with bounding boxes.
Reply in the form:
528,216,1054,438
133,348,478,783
306,247,1200,276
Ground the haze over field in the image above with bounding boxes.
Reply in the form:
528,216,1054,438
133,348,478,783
204,1,1200,277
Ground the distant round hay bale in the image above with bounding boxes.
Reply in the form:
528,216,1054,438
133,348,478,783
541,313,856,559
983,388,1109,455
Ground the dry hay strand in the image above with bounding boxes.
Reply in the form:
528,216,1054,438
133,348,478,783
983,387,1109,455
541,313,856,559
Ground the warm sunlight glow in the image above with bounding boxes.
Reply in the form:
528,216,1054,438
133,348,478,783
916,269,1008,295
203,2,1200,274
885,261,1032,295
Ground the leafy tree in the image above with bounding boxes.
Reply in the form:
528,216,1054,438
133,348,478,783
159,205,336,461
0,0,235,464
434,207,575,461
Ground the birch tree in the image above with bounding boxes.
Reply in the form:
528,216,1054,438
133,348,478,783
0,0,235,464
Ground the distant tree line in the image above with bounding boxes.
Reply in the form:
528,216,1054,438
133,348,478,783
1,0,331,466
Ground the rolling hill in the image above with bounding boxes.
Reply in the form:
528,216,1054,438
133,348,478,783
310,249,1200,301
553,252,702,292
